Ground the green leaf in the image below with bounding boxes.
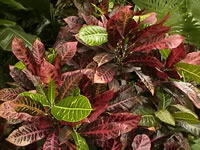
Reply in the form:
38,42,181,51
172,112,200,124
51,95,92,122
154,109,175,126
0,19,16,27
156,88,172,109
72,130,89,150
48,80,56,106
70,87,81,97
172,104,198,119
178,121,200,136
0,0,26,10
19,92,49,107
159,49,171,60
78,25,108,46
0,27,37,51
175,63,200,83
14,61,26,70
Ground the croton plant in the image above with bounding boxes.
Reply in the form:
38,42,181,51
0,2,200,150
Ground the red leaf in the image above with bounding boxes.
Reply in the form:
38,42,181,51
93,52,115,67
172,82,200,108
165,70,181,80
63,16,83,33
166,44,186,68
38,59,60,85
43,130,60,150
94,64,116,83
55,42,78,65
80,113,141,140
125,55,163,69
12,38,36,74
131,34,184,53
0,87,24,101
103,138,123,150
181,51,200,65
32,39,45,66
140,12,157,25
132,134,151,150
81,13,104,27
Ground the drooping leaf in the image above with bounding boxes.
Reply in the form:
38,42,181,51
0,87,24,101
11,38,36,74
103,138,123,150
93,52,115,67
6,124,50,146
172,112,200,124
175,63,200,83
178,121,200,136
72,130,89,150
48,80,56,106
18,92,49,106
131,34,184,53
94,64,116,83
43,130,60,150
132,134,151,150
32,39,45,66
166,43,186,68
181,51,200,65
154,109,175,126
172,82,200,109
80,113,141,140
51,95,92,122
125,55,163,69
78,25,108,46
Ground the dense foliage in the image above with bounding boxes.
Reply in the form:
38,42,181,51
0,0,200,150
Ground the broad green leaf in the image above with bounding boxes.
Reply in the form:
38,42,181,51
48,80,56,106
72,130,89,150
78,25,108,46
172,104,198,119
0,0,26,10
178,121,200,136
0,19,16,27
0,27,37,51
172,112,200,124
14,61,26,70
175,63,200,83
156,88,172,109
155,109,175,126
160,49,171,60
19,92,49,106
51,95,92,122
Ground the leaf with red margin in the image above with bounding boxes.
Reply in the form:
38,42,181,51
125,55,163,69
132,134,151,150
12,38,36,74
9,66,34,90
93,52,115,67
43,130,60,150
103,137,123,150
80,113,141,140
181,51,200,65
172,82,200,109
94,64,116,83
0,87,24,101
38,59,59,85
6,124,50,146
32,39,45,66
131,34,184,53
55,42,78,65
166,44,186,68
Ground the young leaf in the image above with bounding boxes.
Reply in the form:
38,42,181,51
19,92,49,106
51,95,92,122
43,130,60,150
48,80,56,106
15,61,26,70
78,25,108,46
93,52,115,67
154,109,175,126
103,138,122,150
132,134,151,150
172,112,200,124
32,39,45,66
181,51,200,65
0,87,24,101
6,124,50,146
178,122,200,136
72,130,89,150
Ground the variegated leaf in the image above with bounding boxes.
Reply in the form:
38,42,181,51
0,87,24,101
32,39,45,66
132,134,151,150
43,130,60,150
93,52,115,67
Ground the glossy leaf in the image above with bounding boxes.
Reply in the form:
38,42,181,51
78,25,108,46
166,44,186,68
178,122,200,136
0,87,24,101
43,130,60,150
32,39,45,66
93,52,115,67
154,109,175,126
6,124,50,146
72,130,89,150
51,95,92,122
132,134,151,150
181,51,200,65
172,112,200,124
103,138,122,150
172,82,200,109
14,61,26,70
48,80,56,106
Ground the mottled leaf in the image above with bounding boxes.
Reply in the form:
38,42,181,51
32,39,45,66
93,52,115,67
178,122,200,136
43,130,60,150
103,138,122,150
0,87,24,101
132,134,151,150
